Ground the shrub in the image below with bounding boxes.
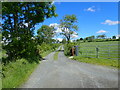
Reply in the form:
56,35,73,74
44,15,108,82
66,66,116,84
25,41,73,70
37,43,61,54
64,43,77,56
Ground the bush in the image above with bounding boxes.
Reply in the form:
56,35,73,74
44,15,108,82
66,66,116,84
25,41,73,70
37,43,61,54
64,43,77,56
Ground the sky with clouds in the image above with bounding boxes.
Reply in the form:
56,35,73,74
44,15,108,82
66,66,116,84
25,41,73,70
34,2,119,41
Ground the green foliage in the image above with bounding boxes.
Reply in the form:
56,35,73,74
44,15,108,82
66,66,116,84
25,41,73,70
54,51,59,60
80,38,83,40
73,56,118,68
54,46,62,60
60,14,78,43
96,34,106,39
37,43,60,54
83,35,95,42
2,58,38,88
2,43,60,88
37,25,55,44
61,38,66,44
112,36,116,39
2,2,57,63
64,43,77,56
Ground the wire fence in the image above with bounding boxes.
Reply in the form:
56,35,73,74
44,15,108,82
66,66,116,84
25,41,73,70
78,44,120,60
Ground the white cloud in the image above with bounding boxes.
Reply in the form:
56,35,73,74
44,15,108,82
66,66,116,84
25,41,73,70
49,23,59,28
71,34,78,38
49,23,78,38
71,31,78,38
73,31,77,35
56,38,63,42
96,30,107,33
116,34,120,39
101,20,120,25
51,1,55,5
85,6,96,12
56,28,62,33
49,23,62,33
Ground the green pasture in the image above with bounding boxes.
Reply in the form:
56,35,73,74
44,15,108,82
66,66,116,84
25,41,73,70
77,41,119,60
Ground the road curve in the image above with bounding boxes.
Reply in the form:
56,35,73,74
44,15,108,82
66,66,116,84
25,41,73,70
21,46,118,88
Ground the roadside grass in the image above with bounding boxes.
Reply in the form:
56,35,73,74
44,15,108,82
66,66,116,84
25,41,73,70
0,64,2,90
41,48,58,58
54,46,62,60
2,58,38,88
72,56,119,68
54,51,59,60
2,47,59,88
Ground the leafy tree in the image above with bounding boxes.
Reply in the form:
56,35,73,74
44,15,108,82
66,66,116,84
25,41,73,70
2,2,57,63
62,38,66,44
59,14,78,43
112,36,116,39
97,34,106,39
37,25,55,44
80,38,83,40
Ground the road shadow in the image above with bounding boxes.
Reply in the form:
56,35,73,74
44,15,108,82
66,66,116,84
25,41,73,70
58,50,64,52
41,58,46,61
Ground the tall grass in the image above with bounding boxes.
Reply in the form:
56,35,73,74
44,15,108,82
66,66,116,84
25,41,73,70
2,59,38,88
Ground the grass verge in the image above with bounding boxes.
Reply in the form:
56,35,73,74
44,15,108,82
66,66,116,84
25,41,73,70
0,64,2,90
72,56,119,68
54,51,59,60
2,59,38,88
2,48,56,88
54,46,62,60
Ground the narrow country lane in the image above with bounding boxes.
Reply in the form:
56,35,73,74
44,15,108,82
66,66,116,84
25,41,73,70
21,46,118,88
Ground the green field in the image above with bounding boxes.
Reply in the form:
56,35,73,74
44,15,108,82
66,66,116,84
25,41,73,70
77,41,119,60
72,41,119,68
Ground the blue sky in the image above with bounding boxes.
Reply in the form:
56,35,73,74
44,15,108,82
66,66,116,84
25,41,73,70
35,2,119,41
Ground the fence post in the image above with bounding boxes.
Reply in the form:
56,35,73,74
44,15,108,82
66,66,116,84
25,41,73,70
96,46,99,58
108,45,110,59
75,46,79,56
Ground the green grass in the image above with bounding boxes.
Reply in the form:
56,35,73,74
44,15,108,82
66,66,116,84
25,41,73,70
41,50,53,57
73,56,119,68
41,47,60,58
54,46,62,60
2,59,38,88
0,64,2,90
69,41,119,68
78,41,119,59
54,51,59,60
2,47,58,88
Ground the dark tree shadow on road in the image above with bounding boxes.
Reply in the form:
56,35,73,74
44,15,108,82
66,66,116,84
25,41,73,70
58,50,64,52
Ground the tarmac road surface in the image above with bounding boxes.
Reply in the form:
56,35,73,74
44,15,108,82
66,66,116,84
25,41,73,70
21,46,118,88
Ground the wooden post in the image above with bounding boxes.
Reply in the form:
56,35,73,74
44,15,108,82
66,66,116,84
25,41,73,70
96,47,99,58
108,45,110,59
71,47,75,56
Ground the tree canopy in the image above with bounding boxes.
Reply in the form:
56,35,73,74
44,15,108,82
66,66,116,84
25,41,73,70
59,14,78,43
2,2,57,63
37,25,55,44
97,34,106,39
